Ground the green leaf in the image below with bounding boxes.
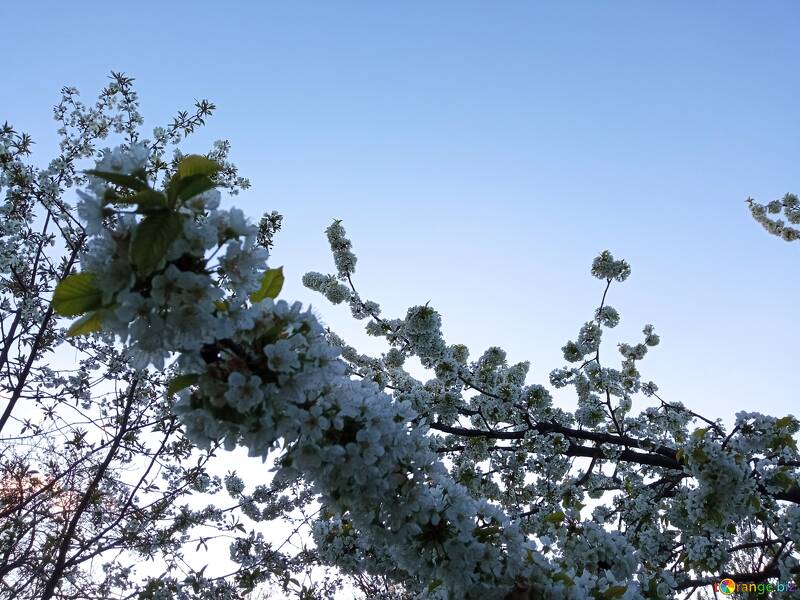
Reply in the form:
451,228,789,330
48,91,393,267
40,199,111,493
103,187,122,203
66,310,105,337
85,169,148,191
178,155,221,178
772,468,795,491
52,272,102,317
552,572,573,586
776,415,798,430
691,427,707,440
250,267,284,302
543,511,565,525
691,448,708,465
166,173,181,204
598,585,628,599
427,580,443,593
133,189,168,211
176,174,217,202
129,211,184,275
167,374,200,397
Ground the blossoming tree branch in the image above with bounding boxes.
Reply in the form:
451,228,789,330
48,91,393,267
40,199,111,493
2,75,798,600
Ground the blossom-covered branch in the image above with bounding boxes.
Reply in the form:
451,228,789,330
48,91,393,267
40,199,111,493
19,77,798,599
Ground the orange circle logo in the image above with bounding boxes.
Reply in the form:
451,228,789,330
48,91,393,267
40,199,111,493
718,579,736,595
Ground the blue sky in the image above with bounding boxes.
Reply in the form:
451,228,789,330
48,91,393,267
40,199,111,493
2,2,798,422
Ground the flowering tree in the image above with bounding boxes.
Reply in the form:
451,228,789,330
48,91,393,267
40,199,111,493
2,75,798,600
0,75,340,600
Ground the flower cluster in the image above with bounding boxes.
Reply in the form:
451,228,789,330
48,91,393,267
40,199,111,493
64,146,571,599
591,250,631,281
62,143,800,600
302,219,800,598
748,193,800,242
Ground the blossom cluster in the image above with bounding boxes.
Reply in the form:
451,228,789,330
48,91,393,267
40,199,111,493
302,222,800,597
62,144,800,599
748,193,800,242
64,145,585,599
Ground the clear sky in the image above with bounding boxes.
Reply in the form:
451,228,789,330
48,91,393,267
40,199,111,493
2,2,798,424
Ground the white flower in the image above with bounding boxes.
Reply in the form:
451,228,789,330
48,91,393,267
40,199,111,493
263,339,301,373
224,372,264,412
76,189,105,235
223,473,245,496
218,238,268,294
325,220,357,277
